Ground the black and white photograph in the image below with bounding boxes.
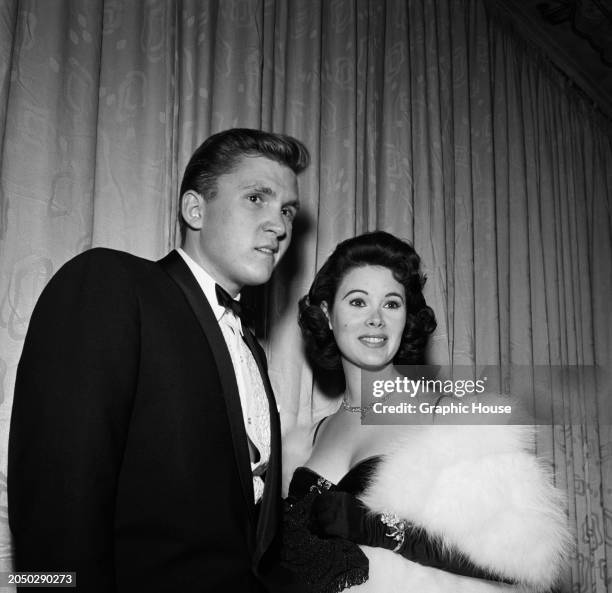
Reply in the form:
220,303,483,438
0,1,611,591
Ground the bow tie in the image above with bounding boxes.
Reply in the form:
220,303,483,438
215,284,243,319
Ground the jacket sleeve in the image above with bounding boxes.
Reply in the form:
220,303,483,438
8,249,140,592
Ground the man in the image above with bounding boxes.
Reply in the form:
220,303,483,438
8,129,310,591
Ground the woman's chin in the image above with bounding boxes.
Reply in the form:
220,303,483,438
341,352,397,375
357,358,395,373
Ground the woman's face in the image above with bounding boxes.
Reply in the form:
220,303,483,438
324,265,406,372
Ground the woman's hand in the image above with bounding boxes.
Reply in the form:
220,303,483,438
310,491,382,545
310,491,513,583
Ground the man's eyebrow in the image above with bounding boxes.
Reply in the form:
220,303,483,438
242,183,300,210
243,183,275,195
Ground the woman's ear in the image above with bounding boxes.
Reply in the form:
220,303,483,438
320,301,333,330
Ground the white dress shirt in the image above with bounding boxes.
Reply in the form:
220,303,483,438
177,248,271,503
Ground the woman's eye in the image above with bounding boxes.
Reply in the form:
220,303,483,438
247,194,262,203
384,300,402,309
349,298,366,307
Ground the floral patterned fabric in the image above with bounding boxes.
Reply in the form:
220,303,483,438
1,1,611,590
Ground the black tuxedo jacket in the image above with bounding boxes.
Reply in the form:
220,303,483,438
8,248,281,592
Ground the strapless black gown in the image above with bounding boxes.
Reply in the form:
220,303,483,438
278,457,382,593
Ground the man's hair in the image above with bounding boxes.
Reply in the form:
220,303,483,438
178,128,310,243
298,231,437,370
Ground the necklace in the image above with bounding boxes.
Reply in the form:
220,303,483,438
341,392,391,415
341,399,370,413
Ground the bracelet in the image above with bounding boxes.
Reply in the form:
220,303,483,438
380,512,407,552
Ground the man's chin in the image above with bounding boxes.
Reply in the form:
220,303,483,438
240,270,275,288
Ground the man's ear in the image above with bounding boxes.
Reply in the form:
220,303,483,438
181,190,205,231
320,301,333,330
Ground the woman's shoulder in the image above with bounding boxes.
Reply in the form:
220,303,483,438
281,402,344,495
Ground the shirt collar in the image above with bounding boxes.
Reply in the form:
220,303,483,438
176,248,240,323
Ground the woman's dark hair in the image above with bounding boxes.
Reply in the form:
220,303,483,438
298,231,437,371
179,128,310,243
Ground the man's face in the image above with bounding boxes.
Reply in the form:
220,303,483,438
185,155,299,295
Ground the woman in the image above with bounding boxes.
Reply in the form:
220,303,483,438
279,231,570,593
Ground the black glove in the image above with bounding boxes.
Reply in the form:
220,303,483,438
310,491,393,547
310,491,513,583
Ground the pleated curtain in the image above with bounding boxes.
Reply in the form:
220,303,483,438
1,1,611,590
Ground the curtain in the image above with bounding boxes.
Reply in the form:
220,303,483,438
1,0,611,590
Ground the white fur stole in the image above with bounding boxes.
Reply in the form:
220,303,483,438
355,425,571,592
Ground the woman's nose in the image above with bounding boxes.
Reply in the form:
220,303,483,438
366,311,384,328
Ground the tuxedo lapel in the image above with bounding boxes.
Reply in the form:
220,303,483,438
158,251,256,526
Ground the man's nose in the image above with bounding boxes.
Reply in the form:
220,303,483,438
263,208,286,237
